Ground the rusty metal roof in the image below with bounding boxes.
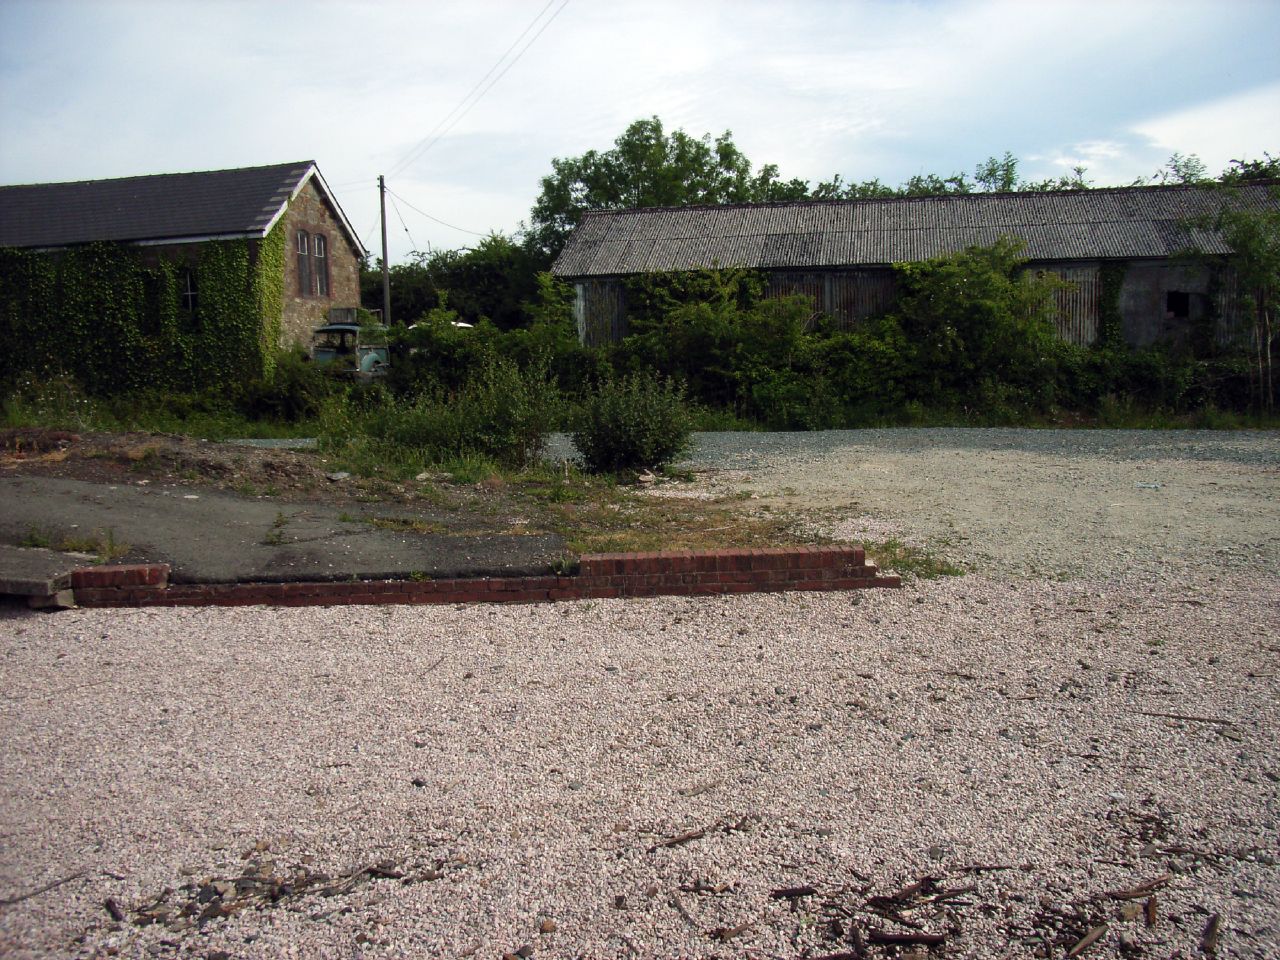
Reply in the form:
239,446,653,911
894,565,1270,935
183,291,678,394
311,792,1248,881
0,161,366,255
551,183,1279,278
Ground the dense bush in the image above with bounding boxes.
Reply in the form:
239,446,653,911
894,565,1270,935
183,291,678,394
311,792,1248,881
385,276,607,400
888,237,1067,411
236,350,334,422
321,356,560,472
572,373,693,472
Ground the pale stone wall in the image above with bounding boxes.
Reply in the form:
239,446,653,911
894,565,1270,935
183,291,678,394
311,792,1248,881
279,178,362,347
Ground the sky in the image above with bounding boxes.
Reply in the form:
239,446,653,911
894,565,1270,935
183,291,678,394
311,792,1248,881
2,0,1278,264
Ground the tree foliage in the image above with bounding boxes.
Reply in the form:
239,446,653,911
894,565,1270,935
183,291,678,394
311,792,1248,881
889,237,1067,406
526,117,807,258
1210,179,1280,411
360,232,540,330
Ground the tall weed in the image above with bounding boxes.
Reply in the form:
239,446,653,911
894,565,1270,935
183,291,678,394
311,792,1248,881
319,356,560,475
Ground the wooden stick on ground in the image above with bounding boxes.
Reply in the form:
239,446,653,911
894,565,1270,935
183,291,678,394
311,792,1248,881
1106,874,1171,900
0,870,88,908
647,826,708,853
866,929,946,946
1133,710,1238,727
1201,914,1221,955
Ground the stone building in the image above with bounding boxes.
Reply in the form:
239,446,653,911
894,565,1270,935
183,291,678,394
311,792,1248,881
552,182,1279,350
0,160,366,349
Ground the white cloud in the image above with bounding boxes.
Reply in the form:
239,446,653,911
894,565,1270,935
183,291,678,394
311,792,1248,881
1132,81,1280,172
3,0,1279,262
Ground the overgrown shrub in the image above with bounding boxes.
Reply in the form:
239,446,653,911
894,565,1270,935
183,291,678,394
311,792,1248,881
320,356,561,473
236,350,333,422
572,373,693,472
888,237,1066,410
1,373,101,430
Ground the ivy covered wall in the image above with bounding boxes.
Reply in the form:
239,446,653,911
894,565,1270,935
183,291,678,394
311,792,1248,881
0,221,285,394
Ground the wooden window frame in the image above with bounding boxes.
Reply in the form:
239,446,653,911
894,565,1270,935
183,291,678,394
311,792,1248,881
312,233,330,297
179,268,198,315
296,230,312,297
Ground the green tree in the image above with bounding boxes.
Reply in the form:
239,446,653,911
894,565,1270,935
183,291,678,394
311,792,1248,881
1212,187,1280,411
361,232,540,330
890,237,1066,408
811,152,1090,200
1154,152,1211,185
526,117,805,258
1218,153,1280,185
974,152,1020,192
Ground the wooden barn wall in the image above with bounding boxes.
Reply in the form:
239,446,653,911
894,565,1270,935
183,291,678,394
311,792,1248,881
1211,268,1254,350
571,261,1258,352
573,279,627,347
765,269,898,330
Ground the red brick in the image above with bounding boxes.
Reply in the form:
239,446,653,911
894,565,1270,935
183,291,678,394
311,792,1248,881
71,563,169,589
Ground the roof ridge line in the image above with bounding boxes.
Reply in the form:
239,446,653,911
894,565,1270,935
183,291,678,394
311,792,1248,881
0,160,315,191
575,179,1280,219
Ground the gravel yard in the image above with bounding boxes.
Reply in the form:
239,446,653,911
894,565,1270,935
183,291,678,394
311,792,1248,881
676,428,1280,579
1,429,1278,959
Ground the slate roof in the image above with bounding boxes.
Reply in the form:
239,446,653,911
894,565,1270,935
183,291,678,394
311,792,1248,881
552,182,1279,278
0,161,365,254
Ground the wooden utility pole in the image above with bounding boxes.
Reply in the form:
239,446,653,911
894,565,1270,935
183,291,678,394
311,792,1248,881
378,175,391,325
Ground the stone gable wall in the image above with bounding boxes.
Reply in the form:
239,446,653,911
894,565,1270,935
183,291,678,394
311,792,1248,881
280,178,362,347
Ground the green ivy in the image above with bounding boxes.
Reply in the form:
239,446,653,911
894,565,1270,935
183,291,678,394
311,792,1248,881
253,221,286,378
0,226,285,394
1097,261,1126,348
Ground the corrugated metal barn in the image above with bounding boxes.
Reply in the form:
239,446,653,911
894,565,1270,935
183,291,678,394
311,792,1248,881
551,182,1280,349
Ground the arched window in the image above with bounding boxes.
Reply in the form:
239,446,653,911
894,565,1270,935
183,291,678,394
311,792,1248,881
313,234,329,297
296,230,311,296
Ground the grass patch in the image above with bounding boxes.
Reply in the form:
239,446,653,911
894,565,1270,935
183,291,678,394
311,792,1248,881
506,471,797,556
863,538,963,579
367,516,448,535
21,525,130,563
18,527,52,549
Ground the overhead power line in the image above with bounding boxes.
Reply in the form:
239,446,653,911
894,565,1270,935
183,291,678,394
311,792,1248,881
360,214,381,253
386,0,570,179
387,193,419,251
387,187,489,238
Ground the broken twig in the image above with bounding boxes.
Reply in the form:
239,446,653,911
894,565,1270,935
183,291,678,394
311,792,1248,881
0,870,87,908
866,929,945,946
647,826,707,853
1105,873,1171,900
668,896,699,928
709,920,752,941
769,884,819,900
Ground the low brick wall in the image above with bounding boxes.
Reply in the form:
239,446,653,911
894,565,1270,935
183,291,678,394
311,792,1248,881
70,546,899,609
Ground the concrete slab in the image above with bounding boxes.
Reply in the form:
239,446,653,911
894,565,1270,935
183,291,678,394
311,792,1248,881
0,544,80,596
0,476,565,585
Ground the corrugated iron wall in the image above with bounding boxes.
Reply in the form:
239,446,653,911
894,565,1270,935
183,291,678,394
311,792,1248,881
765,269,898,330
1037,262,1101,345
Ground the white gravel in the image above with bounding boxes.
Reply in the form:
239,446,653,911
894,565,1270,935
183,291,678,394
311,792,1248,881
1,429,1278,960
681,428,1280,579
